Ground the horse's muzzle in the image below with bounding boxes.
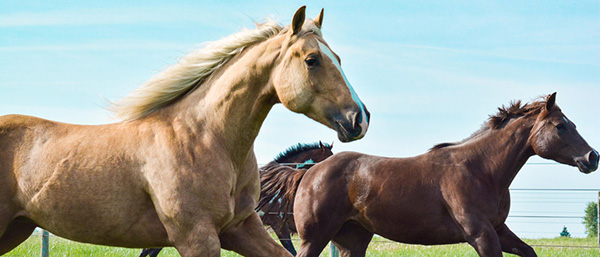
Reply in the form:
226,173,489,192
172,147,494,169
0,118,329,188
334,107,370,142
575,149,599,174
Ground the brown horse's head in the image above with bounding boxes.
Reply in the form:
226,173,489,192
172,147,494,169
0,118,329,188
271,6,370,142
530,92,598,173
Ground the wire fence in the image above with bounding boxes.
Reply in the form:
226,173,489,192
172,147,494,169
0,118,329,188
507,187,598,239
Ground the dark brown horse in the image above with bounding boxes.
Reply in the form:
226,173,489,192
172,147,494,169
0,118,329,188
268,93,598,257
140,142,333,257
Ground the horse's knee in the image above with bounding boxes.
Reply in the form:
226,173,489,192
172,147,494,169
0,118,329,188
165,220,222,257
220,213,292,257
174,235,221,257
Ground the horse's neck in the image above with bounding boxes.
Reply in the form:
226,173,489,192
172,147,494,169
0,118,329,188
471,117,536,194
280,153,313,165
168,39,282,169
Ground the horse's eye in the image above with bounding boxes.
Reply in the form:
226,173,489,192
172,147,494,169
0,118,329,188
305,57,319,68
556,123,566,131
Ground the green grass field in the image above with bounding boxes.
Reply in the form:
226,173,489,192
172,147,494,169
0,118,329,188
5,232,599,256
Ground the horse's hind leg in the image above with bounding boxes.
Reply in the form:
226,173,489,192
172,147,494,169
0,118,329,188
295,214,348,257
0,217,37,255
331,222,373,257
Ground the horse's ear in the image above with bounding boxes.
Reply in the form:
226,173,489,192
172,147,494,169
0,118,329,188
545,92,556,111
314,8,324,29
291,6,306,35
319,141,325,151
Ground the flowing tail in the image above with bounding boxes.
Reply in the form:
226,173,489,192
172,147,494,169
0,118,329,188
256,162,308,224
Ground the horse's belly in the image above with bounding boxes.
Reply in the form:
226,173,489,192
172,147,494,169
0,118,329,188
32,201,169,247
363,203,465,245
23,179,170,247
373,217,465,245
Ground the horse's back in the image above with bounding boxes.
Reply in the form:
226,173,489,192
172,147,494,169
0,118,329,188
0,114,56,138
0,114,80,157
0,114,80,181
0,115,59,225
0,114,55,182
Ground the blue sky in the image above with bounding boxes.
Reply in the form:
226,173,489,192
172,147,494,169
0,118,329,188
1,1,599,239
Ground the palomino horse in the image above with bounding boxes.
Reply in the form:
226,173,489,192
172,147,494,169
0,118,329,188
269,93,598,257
0,6,370,257
140,141,333,257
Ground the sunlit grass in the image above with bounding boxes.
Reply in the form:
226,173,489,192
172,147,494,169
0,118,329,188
5,232,599,256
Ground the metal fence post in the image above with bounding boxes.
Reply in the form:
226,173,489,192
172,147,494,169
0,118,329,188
329,241,340,257
41,229,49,257
597,191,599,246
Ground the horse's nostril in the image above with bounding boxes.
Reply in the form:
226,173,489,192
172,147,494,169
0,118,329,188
590,149,599,165
353,111,363,130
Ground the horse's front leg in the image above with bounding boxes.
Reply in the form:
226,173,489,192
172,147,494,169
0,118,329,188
453,214,503,257
496,223,537,257
170,221,222,257
220,212,293,257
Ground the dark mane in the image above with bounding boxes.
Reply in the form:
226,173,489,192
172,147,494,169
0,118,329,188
430,96,548,151
487,99,546,129
274,142,332,163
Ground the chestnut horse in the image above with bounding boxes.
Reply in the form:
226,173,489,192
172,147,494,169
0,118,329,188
140,141,333,257
0,6,370,257
269,93,597,257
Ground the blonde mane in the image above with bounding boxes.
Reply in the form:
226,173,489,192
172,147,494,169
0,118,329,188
111,21,285,121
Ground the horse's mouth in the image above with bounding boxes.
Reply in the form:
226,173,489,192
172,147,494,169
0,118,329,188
334,119,363,142
333,109,369,142
334,120,353,142
576,160,598,174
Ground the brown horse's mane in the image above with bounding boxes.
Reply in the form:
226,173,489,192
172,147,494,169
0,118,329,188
431,96,548,150
274,142,332,164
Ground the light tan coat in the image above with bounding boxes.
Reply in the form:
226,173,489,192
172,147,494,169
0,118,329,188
0,6,369,257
